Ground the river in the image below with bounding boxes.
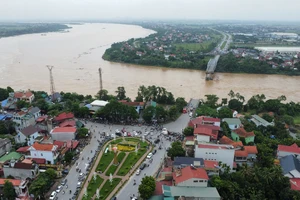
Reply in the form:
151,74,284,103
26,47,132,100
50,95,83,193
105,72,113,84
0,23,299,102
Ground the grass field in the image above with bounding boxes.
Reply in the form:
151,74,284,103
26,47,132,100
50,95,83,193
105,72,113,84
220,41,226,50
175,41,215,52
294,116,300,125
116,148,147,176
111,137,148,148
105,152,127,176
96,178,122,200
82,175,104,200
96,152,114,172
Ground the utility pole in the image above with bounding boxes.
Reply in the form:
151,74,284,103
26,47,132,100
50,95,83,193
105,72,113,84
46,65,56,98
98,67,103,91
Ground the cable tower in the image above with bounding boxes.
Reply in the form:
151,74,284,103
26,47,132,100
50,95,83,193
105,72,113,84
99,67,103,91
46,65,56,97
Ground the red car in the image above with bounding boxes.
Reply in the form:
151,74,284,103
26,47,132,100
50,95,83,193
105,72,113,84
127,132,131,137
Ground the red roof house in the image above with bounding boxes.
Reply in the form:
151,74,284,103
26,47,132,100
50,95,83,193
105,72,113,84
50,127,77,141
59,120,76,127
173,166,208,187
55,112,74,122
219,136,243,148
277,143,300,158
188,116,221,128
290,178,300,191
194,127,218,140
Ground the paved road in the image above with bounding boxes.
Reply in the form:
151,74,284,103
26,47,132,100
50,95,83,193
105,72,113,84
117,99,199,199
54,99,199,200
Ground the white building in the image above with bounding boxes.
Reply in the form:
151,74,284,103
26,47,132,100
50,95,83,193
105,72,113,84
15,125,41,146
195,143,235,169
28,142,59,164
50,127,77,141
14,91,35,104
90,100,109,107
173,166,209,187
13,109,35,129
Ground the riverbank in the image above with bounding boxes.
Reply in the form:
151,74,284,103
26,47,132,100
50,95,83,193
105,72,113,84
0,23,70,38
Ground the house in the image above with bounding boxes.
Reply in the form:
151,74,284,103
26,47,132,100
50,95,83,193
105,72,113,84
204,160,220,176
280,155,300,178
59,120,76,127
3,158,39,179
28,142,59,164
54,112,74,123
162,185,221,200
13,109,35,129
277,143,300,158
173,157,204,168
119,100,145,114
194,127,218,142
50,127,77,141
36,115,53,132
0,139,12,157
222,118,242,130
251,115,274,127
188,116,221,128
0,179,29,198
28,107,41,120
173,166,208,187
15,125,42,146
234,146,258,163
219,136,243,148
195,143,235,169
231,128,255,144
14,91,35,103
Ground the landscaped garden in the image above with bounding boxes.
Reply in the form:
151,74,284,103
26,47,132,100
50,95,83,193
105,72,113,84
82,175,104,200
117,148,147,176
105,152,126,176
96,178,122,200
96,151,115,172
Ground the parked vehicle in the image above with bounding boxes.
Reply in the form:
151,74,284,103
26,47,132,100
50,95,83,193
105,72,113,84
136,169,141,175
61,179,67,186
152,149,157,154
62,169,69,175
56,185,62,193
161,128,168,135
49,191,57,200
140,163,146,170
154,139,160,144
147,153,153,159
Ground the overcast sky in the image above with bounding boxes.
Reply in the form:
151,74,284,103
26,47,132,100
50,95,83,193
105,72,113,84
1,0,299,22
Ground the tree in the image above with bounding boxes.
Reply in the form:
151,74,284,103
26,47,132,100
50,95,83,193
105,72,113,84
167,141,185,160
175,97,187,112
155,106,167,121
168,106,178,121
64,152,73,163
142,106,156,123
138,176,155,200
196,105,218,117
228,99,243,112
96,89,110,101
204,94,219,108
3,180,16,200
16,100,29,109
0,88,9,101
115,86,126,100
218,107,233,118
183,127,194,136
77,127,89,138
220,121,230,137
45,168,56,179
221,98,228,106
228,90,235,99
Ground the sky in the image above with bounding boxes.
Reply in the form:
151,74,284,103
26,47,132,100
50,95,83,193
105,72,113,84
0,0,299,22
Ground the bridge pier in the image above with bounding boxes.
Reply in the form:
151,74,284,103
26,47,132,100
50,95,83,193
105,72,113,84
205,73,214,80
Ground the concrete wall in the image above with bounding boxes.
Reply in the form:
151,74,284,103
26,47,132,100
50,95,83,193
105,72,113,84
3,165,39,179
177,178,208,187
195,147,234,169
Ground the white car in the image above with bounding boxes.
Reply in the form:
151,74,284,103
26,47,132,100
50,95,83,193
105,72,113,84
147,153,153,159
136,169,140,175
133,131,138,137
49,191,57,200
123,132,127,137
161,128,168,135
55,185,62,193
79,173,85,177
115,129,120,133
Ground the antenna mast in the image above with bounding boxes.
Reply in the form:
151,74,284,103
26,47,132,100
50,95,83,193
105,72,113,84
46,65,56,97
99,67,103,91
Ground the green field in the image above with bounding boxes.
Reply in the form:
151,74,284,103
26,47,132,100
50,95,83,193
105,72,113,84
97,178,122,200
82,175,104,200
221,41,226,50
96,152,115,172
294,116,300,125
105,152,127,176
116,149,147,176
175,41,214,52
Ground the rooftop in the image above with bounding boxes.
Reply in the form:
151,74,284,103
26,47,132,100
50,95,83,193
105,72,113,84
173,166,208,185
219,136,243,148
290,178,300,191
51,127,77,133
0,179,21,186
55,112,74,122
278,143,300,154
162,185,220,198
19,125,40,136
223,118,242,125
204,160,219,169
90,100,109,107
0,152,22,162
198,143,233,150
59,120,76,127
173,157,204,167
280,155,300,175
244,146,258,154
233,128,255,138
14,91,33,99
30,142,56,151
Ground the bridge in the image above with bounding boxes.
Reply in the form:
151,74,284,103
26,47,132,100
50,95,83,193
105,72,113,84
205,28,232,80
206,55,220,80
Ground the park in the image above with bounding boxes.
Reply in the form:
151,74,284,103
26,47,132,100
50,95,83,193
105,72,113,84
81,136,151,200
